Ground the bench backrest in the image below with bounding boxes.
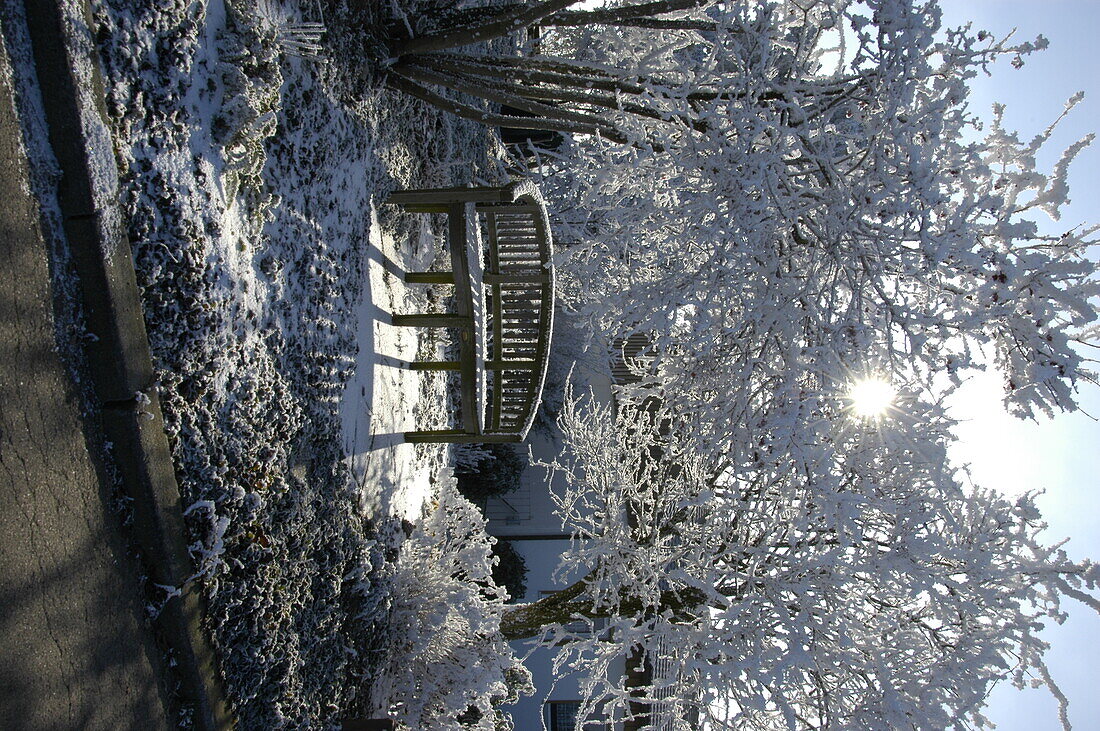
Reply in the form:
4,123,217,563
480,190,554,440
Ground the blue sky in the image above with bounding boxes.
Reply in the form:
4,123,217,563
936,2,1100,729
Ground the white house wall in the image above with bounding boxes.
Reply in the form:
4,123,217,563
501,539,626,729
491,357,621,728
486,354,615,537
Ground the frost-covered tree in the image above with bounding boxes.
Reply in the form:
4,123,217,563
532,0,1098,426
415,0,1100,728
373,478,533,729
505,388,1100,729
383,0,813,146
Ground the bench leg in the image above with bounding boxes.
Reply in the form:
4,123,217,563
402,431,522,444
404,430,485,444
404,271,455,284
394,203,449,213
386,186,511,205
391,313,469,327
391,198,486,439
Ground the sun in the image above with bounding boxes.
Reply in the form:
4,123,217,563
847,377,897,419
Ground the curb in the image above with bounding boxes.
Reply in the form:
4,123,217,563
20,0,232,728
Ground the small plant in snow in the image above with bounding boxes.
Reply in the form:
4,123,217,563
214,0,284,219
455,443,527,504
183,499,231,580
490,540,528,605
374,475,531,729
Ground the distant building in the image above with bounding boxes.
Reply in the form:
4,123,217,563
489,335,693,730
487,345,619,729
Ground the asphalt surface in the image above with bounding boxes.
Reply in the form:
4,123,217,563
0,25,174,730
0,2,229,728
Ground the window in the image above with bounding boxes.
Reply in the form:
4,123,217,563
546,701,579,731
544,701,609,731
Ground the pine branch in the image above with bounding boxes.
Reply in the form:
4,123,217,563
396,0,583,56
394,60,614,132
385,73,630,143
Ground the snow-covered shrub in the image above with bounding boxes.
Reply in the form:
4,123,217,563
375,476,530,729
490,540,528,605
214,0,284,218
454,443,495,472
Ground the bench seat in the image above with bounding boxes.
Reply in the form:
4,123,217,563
387,181,554,444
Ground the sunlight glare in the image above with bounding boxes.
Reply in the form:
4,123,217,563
848,378,897,419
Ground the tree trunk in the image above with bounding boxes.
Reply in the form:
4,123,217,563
546,0,710,27
500,576,593,641
624,644,653,731
384,0,736,146
499,577,707,641
385,74,614,139
408,57,707,134
560,18,719,31
396,0,582,56
393,60,612,131
429,52,688,98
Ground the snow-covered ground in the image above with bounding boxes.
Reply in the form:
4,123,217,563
91,0,524,726
339,206,440,521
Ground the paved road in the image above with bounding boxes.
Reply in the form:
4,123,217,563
0,22,172,731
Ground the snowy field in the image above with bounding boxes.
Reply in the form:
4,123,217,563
91,0,523,726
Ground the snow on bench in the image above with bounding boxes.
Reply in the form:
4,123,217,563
388,180,554,444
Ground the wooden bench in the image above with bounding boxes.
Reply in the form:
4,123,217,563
387,181,555,444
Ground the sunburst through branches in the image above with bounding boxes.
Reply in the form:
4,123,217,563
847,377,898,420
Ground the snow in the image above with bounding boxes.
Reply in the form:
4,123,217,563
339,204,437,521
90,0,520,726
82,0,1100,727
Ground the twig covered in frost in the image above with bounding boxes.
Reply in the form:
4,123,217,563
277,22,326,57
373,475,530,729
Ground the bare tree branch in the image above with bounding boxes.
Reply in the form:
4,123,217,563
396,0,583,56
395,59,611,131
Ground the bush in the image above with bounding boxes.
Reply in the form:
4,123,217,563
372,477,529,728
457,665,535,729
455,443,527,503
491,540,528,604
